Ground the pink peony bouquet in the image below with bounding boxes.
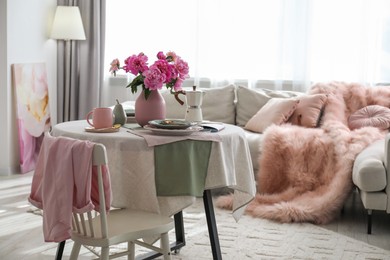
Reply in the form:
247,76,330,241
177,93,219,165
109,51,189,100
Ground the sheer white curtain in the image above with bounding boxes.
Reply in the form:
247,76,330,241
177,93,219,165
104,0,390,95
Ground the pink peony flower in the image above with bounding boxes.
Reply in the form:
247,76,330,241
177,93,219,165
109,59,120,76
123,53,149,75
173,77,184,92
175,57,189,79
157,51,166,60
143,65,166,90
153,59,175,83
166,51,178,62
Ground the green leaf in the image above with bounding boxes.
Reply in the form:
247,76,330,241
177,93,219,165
131,85,138,94
144,88,151,99
126,74,145,94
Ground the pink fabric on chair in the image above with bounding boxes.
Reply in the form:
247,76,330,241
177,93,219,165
29,133,111,242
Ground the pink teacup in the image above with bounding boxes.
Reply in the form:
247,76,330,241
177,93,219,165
86,107,114,129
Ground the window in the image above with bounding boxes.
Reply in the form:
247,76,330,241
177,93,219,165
105,0,390,92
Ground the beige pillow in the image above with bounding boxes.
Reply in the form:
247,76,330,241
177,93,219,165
162,84,236,124
244,98,300,133
289,94,328,128
236,86,303,126
201,84,236,124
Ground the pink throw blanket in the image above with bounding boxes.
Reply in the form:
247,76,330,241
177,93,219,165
217,82,390,224
29,133,112,242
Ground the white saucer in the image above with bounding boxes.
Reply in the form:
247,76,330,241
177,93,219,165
85,126,120,133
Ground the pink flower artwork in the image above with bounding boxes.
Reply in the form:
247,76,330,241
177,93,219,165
12,63,51,173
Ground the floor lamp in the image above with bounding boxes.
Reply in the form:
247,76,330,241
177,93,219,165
51,6,86,122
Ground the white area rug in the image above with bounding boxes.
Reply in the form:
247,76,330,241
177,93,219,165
132,199,390,260
164,200,390,260
22,198,390,260
4,174,389,259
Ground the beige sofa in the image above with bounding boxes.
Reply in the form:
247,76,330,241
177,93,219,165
352,134,390,234
163,84,390,233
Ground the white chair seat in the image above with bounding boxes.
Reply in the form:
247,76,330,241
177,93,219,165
72,209,174,247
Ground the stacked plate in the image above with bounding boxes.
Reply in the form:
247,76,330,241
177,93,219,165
144,119,203,136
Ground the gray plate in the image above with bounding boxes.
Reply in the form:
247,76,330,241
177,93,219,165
148,119,193,129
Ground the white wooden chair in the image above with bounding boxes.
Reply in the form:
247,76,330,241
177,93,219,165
70,143,174,260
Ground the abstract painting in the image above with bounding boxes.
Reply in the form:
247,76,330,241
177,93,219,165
12,63,51,173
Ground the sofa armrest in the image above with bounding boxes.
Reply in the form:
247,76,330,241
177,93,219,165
352,139,386,192
384,133,390,170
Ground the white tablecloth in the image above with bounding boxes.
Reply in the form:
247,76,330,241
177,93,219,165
52,120,256,221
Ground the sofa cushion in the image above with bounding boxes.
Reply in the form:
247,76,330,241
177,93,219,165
202,85,236,124
288,94,328,128
352,139,387,192
162,84,236,124
244,98,299,133
236,86,303,127
348,105,390,130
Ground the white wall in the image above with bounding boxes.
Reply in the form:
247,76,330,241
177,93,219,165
0,0,57,175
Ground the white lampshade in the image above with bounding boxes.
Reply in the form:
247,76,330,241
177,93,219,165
51,6,86,40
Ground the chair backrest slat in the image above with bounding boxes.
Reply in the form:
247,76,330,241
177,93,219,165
80,214,87,236
72,214,76,230
71,143,109,239
87,211,95,237
97,164,108,238
73,213,81,233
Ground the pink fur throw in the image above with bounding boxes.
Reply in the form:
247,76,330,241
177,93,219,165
216,82,390,224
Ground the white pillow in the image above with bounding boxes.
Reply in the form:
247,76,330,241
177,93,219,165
244,98,300,133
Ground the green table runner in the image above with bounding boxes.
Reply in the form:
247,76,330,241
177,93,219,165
154,140,212,197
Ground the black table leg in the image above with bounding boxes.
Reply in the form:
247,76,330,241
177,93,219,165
203,190,222,260
172,211,186,252
55,240,65,260
121,194,222,260
139,211,186,259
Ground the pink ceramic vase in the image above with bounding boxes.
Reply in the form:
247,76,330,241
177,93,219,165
135,90,166,127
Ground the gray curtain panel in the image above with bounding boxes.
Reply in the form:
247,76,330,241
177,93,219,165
56,0,106,122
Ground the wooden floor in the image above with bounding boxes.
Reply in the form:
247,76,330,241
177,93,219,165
0,172,390,259
321,187,390,251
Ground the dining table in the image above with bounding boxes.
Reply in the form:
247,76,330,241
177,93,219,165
51,120,256,259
